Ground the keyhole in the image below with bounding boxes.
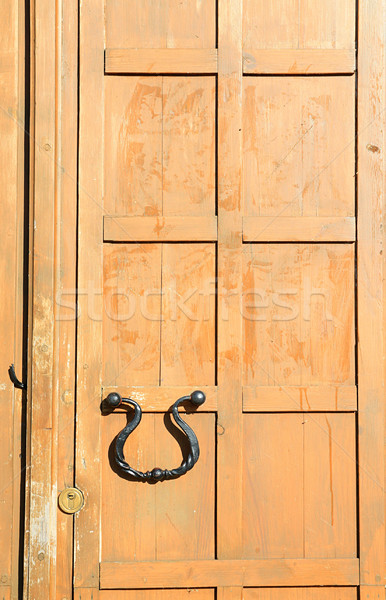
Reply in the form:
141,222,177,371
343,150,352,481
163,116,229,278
67,492,75,509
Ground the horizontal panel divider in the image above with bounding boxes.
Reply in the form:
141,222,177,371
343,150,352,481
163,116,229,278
105,48,218,74
243,216,356,242
102,386,218,412
102,385,357,412
99,558,359,588
104,216,218,242
105,48,355,76
243,48,356,74
243,385,357,412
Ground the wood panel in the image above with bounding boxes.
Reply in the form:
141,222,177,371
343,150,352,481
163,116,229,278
0,0,24,595
100,558,359,588
243,49,355,74
243,77,355,218
105,49,218,74
242,244,355,387
357,0,385,586
243,0,355,50
243,589,357,600
243,217,355,243
101,413,215,562
104,76,215,217
216,0,244,567
243,385,357,411
103,244,161,386
104,216,218,242
303,413,356,557
243,414,356,558
74,0,104,587
242,414,304,558
160,244,215,385
27,0,56,595
103,243,216,387
105,0,216,48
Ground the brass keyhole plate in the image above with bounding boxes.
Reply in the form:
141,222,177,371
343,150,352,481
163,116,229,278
58,487,84,514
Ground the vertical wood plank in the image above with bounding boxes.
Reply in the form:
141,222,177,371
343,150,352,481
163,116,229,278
242,414,304,558
303,413,356,558
54,0,78,597
217,588,243,600
75,0,104,588
0,0,24,596
217,0,243,578
357,0,385,585
27,0,56,596
162,77,216,216
104,77,162,217
161,243,216,385
103,244,162,386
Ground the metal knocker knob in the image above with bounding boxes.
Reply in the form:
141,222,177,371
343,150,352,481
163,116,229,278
102,390,206,483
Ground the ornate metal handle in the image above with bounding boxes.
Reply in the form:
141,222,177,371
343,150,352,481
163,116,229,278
102,390,206,483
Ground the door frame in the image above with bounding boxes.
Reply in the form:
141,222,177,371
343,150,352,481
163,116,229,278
25,0,385,598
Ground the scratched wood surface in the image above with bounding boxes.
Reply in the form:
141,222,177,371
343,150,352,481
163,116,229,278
103,243,215,386
243,0,355,50
242,413,356,558
0,0,24,597
242,244,355,386
104,76,215,217
243,77,355,218
105,0,216,49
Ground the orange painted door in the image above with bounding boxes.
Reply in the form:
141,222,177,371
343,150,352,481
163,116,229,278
26,0,385,598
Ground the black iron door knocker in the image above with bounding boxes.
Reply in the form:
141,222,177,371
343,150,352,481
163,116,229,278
102,390,206,483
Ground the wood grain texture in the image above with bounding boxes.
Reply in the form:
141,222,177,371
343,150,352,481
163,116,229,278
106,0,216,48
100,558,359,588
243,217,356,242
105,48,218,74
53,0,78,597
243,414,304,558
303,413,356,558
27,0,56,596
160,244,216,385
0,0,24,595
243,77,355,218
104,76,215,217
102,386,218,412
104,216,218,242
243,0,355,50
357,0,385,585
103,244,162,386
243,589,357,600
243,414,356,559
242,244,355,387
216,0,244,561
101,413,215,562
243,49,356,74
243,385,357,412
75,0,104,588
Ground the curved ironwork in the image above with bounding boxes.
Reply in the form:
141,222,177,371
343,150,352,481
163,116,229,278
102,390,206,482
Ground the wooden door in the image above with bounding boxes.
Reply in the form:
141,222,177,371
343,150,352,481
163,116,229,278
26,0,385,599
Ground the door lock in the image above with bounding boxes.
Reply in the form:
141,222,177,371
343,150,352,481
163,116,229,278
58,487,84,514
